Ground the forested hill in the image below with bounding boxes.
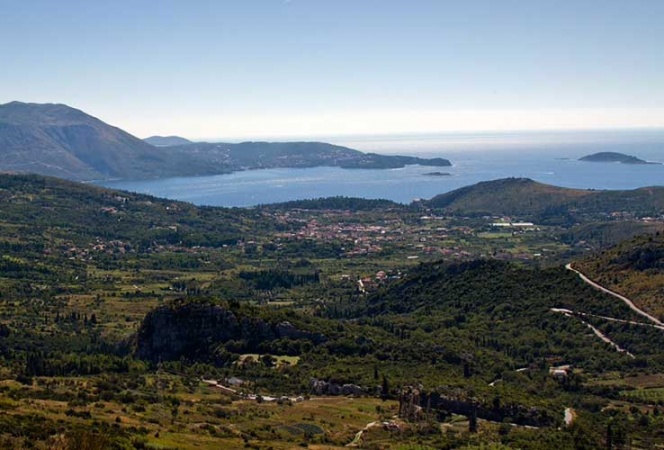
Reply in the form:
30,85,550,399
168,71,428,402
263,196,403,211
576,232,664,320
424,177,664,220
161,141,452,170
347,259,664,368
0,102,451,181
0,173,266,248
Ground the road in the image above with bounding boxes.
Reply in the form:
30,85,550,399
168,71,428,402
551,308,635,358
566,263,664,327
550,308,664,331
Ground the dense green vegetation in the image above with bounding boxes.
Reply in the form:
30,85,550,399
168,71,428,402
263,196,403,211
0,173,661,448
577,231,664,320
426,177,664,222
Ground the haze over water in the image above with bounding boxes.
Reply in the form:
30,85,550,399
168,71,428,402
100,130,664,207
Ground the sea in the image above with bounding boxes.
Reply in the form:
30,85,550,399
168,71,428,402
98,129,664,207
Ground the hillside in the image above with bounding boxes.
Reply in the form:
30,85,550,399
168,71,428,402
136,300,325,362
352,259,664,364
425,177,664,221
580,152,656,164
0,173,261,248
0,101,171,180
425,178,593,217
0,102,452,181
163,140,452,170
576,232,664,320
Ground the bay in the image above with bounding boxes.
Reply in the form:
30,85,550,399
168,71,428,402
98,130,664,207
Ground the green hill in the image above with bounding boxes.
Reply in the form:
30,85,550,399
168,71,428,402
576,232,664,320
425,177,664,222
426,178,592,216
359,259,664,367
0,173,259,249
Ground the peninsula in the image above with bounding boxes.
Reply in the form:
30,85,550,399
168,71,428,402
0,102,452,181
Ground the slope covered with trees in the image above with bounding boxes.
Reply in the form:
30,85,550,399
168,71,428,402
425,177,664,223
577,231,664,320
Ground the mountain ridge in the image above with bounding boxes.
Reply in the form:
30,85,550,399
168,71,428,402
0,102,451,181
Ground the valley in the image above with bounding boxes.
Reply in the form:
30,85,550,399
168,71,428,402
0,174,662,448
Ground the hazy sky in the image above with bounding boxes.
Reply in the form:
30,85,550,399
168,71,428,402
2,0,663,139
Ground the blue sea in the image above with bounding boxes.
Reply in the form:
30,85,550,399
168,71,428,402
99,130,664,207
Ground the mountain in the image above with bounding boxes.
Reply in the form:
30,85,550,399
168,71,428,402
0,101,172,180
579,152,657,164
425,177,664,220
0,102,452,181
144,135,193,146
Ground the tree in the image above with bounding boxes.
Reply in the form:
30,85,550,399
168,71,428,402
469,405,478,433
381,375,390,400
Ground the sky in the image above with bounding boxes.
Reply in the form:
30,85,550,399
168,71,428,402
1,0,664,140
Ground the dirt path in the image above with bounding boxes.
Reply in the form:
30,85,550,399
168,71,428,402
566,263,664,327
346,421,380,447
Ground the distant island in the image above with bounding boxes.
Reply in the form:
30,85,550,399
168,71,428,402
579,152,659,165
423,171,451,177
144,135,193,147
0,101,452,181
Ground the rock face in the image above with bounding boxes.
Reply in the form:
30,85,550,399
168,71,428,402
398,386,555,427
135,302,325,362
310,379,364,396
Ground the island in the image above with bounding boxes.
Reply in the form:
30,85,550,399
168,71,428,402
423,171,451,177
579,152,659,165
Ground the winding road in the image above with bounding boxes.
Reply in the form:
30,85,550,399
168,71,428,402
551,308,635,358
566,263,664,327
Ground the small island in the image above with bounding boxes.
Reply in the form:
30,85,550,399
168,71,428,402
579,152,659,165
423,171,451,177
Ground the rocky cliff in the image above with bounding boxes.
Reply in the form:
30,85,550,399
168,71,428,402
135,301,325,362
